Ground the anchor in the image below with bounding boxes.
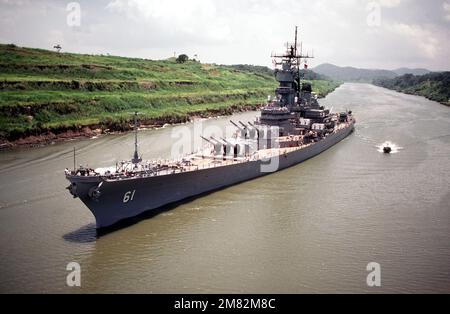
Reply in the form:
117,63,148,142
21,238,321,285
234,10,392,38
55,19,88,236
88,182,104,201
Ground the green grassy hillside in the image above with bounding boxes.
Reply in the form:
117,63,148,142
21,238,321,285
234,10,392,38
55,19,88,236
0,44,340,143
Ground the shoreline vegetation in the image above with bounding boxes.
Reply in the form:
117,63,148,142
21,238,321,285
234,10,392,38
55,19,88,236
373,72,450,107
0,44,341,149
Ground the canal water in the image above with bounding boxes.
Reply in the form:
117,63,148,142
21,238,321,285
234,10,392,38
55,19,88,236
0,83,449,293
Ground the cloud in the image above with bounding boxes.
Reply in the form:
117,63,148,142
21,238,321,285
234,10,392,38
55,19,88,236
0,0,30,5
106,0,232,43
108,0,214,20
388,23,440,58
444,1,450,21
378,0,404,8
0,0,449,70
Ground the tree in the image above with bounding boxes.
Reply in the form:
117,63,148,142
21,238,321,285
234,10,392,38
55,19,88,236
176,54,189,64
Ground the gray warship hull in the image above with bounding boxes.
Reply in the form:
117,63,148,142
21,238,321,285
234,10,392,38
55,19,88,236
68,122,354,228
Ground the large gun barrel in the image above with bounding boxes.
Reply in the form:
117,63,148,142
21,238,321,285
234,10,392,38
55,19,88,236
200,136,214,144
230,120,243,130
247,121,262,132
247,121,257,129
221,137,237,147
211,136,226,145
239,121,248,129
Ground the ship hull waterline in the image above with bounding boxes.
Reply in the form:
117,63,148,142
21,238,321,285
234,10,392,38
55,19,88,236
68,123,354,228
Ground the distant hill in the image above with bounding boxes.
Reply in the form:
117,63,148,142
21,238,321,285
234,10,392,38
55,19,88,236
313,63,397,82
313,63,432,82
393,68,431,76
225,64,329,81
299,69,330,81
373,72,450,106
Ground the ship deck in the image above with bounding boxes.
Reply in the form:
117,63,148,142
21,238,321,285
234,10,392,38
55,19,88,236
67,121,354,182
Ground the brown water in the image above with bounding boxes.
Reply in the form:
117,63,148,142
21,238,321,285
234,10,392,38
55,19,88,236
0,83,449,293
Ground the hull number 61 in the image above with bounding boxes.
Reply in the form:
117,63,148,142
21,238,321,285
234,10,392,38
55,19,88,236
123,190,136,203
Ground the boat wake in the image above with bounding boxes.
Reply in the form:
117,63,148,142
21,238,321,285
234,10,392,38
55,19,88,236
377,141,403,154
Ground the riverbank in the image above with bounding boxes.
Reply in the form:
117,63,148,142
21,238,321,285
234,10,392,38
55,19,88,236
373,72,450,107
0,80,342,149
0,44,341,149
0,82,341,149
385,89,450,107
0,102,262,149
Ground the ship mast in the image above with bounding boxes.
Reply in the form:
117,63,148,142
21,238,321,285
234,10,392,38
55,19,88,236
132,111,142,164
294,26,301,100
294,26,298,57
271,26,314,104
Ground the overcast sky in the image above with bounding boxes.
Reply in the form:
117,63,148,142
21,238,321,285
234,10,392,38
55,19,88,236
1,0,449,71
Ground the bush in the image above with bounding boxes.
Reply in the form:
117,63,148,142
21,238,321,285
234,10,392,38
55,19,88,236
176,54,189,64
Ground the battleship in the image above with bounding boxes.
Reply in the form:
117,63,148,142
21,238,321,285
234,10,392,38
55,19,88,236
65,28,355,228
